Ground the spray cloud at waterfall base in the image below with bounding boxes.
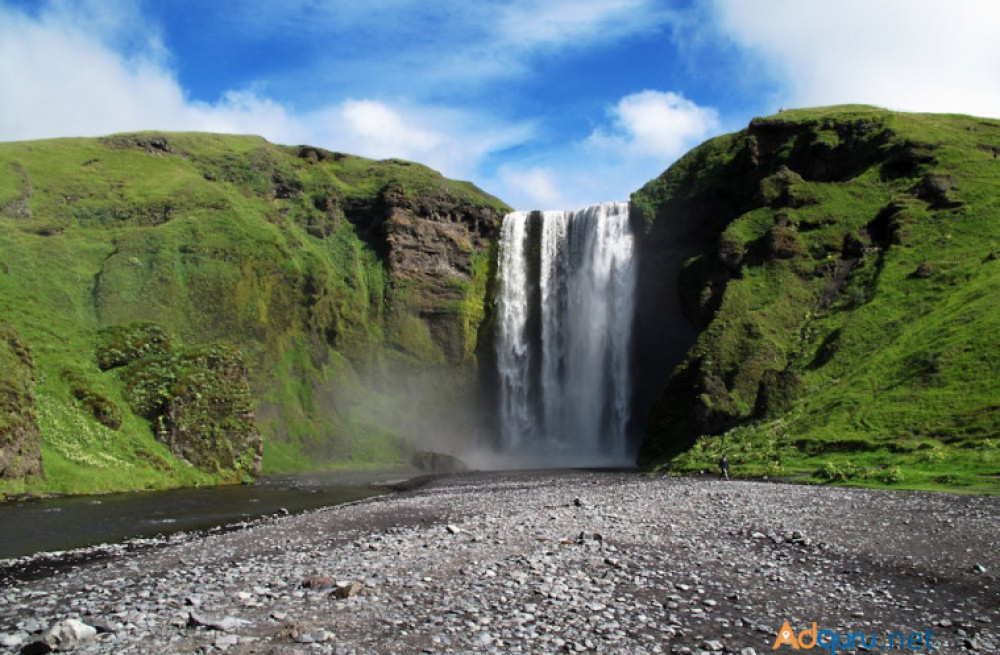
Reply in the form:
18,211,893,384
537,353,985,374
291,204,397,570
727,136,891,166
492,202,637,468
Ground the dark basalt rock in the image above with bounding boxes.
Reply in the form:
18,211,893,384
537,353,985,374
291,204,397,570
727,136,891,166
411,450,468,474
333,183,503,363
100,133,174,156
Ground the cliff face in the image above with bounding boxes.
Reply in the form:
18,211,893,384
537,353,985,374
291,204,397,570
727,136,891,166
0,133,507,496
381,184,500,362
632,106,1000,490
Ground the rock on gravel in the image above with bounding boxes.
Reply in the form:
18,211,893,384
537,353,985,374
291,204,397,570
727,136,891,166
187,610,250,632
43,619,97,651
1,471,997,654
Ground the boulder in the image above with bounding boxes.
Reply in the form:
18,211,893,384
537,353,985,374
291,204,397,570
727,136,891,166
42,619,97,651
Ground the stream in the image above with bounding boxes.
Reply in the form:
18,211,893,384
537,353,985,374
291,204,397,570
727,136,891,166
0,471,403,559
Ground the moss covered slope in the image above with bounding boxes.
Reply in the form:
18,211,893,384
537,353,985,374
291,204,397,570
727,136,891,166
634,106,1000,491
0,132,508,497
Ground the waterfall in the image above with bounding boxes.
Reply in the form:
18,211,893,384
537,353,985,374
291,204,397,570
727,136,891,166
495,202,636,465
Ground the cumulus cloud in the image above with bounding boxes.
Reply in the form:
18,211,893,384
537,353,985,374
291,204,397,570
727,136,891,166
711,0,1000,117
0,2,531,180
493,90,720,210
0,5,180,139
586,90,720,159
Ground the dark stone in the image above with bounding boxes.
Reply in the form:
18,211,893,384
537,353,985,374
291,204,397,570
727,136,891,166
333,582,365,599
717,233,746,272
296,146,346,163
914,174,961,208
378,185,503,362
910,262,936,279
411,450,468,473
301,575,335,590
19,641,52,655
88,619,117,634
187,611,247,632
100,133,173,156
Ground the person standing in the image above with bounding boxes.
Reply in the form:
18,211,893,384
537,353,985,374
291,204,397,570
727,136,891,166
719,454,730,481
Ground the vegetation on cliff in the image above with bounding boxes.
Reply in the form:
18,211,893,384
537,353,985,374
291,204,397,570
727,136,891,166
634,106,1000,492
0,132,508,497
0,321,42,481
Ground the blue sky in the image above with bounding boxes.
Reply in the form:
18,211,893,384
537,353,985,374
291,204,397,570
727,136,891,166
2,1,999,209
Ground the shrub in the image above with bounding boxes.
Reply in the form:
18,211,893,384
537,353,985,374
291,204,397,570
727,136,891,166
120,343,262,477
818,460,847,481
95,322,172,371
879,466,904,485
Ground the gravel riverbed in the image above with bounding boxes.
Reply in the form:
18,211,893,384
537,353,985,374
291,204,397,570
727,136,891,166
1,471,998,654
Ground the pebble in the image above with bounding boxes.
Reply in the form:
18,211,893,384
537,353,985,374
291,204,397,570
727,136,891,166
0,633,24,648
187,610,249,632
0,471,996,653
215,633,239,650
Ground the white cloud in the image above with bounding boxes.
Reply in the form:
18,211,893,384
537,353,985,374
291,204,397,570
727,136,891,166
0,0,690,209
492,90,721,210
493,0,666,52
0,2,531,181
496,165,572,210
307,101,533,178
586,90,720,159
711,0,1000,118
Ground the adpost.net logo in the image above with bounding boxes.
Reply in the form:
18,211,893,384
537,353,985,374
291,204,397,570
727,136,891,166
772,621,936,653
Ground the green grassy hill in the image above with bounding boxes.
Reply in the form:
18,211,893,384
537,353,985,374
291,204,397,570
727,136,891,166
0,132,508,497
3,108,997,498
634,106,1000,492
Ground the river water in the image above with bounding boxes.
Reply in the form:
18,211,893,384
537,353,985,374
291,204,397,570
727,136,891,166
0,471,400,559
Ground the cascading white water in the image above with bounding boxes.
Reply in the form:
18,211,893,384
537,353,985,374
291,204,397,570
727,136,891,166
495,202,636,465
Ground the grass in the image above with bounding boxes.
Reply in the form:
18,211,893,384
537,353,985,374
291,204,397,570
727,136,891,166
636,106,1000,493
669,423,999,494
0,131,507,497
